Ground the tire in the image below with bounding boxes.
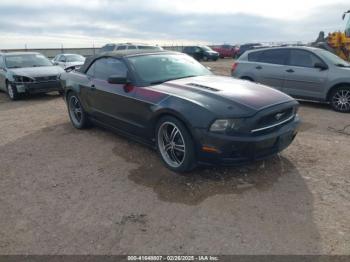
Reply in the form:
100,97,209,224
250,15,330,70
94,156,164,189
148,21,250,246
330,86,350,113
6,82,19,101
203,56,208,61
67,92,90,129
156,116,196,173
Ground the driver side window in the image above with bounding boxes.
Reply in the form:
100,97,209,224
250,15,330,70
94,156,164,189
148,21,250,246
58,55,66,62
86,58,128,81
289,50,323,68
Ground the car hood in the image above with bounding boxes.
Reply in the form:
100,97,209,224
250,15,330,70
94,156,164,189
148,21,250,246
152,75,294,115
10,66,64,78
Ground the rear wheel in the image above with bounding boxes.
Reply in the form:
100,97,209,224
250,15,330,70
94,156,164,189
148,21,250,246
330,86,350,113
67,92,89,128
6,82,19,101
156,116,196,173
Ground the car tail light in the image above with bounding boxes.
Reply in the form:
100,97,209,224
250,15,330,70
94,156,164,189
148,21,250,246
231,62,239,73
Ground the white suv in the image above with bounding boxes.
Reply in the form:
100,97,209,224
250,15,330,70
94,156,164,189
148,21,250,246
100,43,163,53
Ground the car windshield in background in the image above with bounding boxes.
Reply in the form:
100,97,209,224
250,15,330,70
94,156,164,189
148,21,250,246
66,55,85,62
5,54,52,68
137,46,162,50
319,49,350,67
128,54,212,85
200,46,212,51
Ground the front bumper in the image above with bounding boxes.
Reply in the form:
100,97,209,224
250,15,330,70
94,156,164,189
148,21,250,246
15,81,62,94
194,115,300,166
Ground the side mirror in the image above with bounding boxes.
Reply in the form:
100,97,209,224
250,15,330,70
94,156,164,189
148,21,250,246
108,75,129,85
314,62,328,71
206,66,212,71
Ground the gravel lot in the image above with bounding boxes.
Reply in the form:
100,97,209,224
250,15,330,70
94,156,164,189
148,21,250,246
0,58,349,255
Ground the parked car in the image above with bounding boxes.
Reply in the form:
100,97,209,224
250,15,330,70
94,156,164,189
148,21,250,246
212,44,239,58
60,50,299,172
100,43,163,53
0,52,64,100
183,46,219,61
52,53,85,70
231,46,350,112
236,43,263,58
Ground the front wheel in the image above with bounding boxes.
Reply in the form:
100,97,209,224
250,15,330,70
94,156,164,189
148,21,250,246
7,82,19,101
67,92,90,129
156,116,196,173
330,87,350,113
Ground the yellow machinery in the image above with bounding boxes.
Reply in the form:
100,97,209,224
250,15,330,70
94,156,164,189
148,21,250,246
327,10,350,61
313,10,350,61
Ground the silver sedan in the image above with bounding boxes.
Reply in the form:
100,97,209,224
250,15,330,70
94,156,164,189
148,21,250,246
232,46,350,112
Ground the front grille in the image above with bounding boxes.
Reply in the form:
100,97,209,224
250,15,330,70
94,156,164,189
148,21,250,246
252,107,295,134
35,75,58,82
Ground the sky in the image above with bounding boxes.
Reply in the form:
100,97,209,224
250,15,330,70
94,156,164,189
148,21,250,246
0,0,349,49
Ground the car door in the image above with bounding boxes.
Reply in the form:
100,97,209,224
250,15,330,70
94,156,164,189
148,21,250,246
83,57,142,134
0,56,6,91
250,49,289,90
283,49,329,100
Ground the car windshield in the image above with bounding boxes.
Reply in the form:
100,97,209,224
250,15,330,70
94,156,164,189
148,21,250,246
128,53,212,85
66,54,85,62
318,49,350,67
5,54,52,68
200,46,213,51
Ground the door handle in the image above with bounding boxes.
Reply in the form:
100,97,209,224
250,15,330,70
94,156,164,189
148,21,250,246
256,66,262,70
286,69,295,73
90,84,96,90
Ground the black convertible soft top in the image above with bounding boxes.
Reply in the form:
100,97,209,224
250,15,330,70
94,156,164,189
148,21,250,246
78,50,174,73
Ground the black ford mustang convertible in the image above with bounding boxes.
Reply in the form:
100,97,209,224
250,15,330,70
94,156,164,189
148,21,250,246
60,50,300,172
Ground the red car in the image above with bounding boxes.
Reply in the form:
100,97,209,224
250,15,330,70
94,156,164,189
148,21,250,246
212,44,239,58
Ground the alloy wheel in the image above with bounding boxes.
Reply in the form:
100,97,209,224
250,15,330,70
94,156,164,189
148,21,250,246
157,122,186,168
7,83,14,99
69,95,83,126
332,89,350,112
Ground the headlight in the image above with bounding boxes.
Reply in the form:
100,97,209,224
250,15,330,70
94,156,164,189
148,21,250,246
13,75,34,83
210,119,245,133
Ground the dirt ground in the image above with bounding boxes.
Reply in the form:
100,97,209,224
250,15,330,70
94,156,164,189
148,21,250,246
0,58,349,255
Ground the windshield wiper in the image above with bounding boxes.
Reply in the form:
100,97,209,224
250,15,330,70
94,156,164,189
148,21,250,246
150,75,198,85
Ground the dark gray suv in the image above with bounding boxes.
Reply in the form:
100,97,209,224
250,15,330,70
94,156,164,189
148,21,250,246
232,47,350,112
